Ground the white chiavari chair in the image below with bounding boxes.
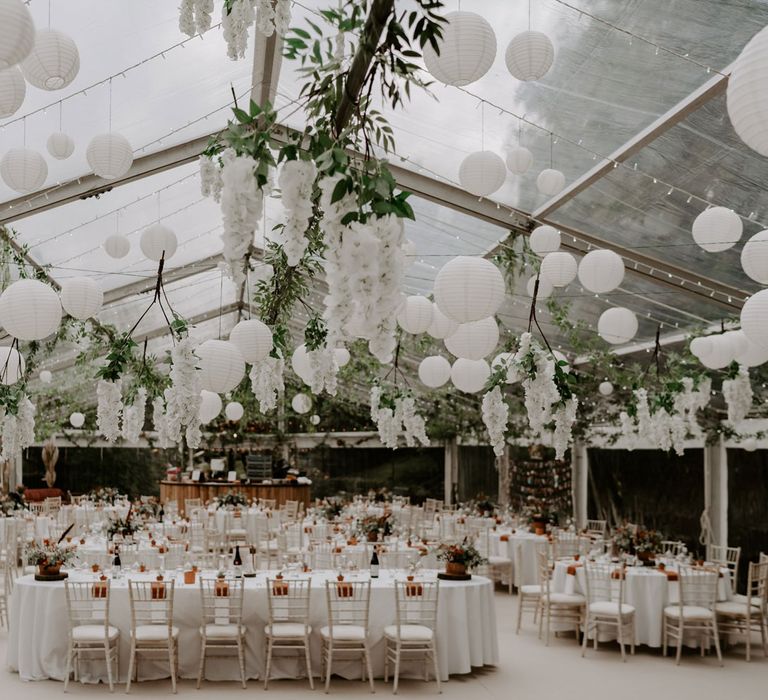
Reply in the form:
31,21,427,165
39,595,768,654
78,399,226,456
188,521,207,555
552,531,581,560
715,560,768,661
661,540,686,556
28,501,46,516
282,500,299,521
163,501,179,518
585,519,607,539
44,496,62,515
260,499,277,510
184,498,202,516
536,550,584,646
515,541,545,633
477,527,513,594
310,542,338,571
707,545,741,593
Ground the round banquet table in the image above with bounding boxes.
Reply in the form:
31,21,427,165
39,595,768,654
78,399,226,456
491,530,549,587
7,569,498,684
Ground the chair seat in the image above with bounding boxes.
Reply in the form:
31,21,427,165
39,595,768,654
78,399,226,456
320,624,367,641
488,555,512,566
72,624,119,642
202,623,243,638
384,624,433,642
731,594,762,608
548,592,585,606
663,605,713,620
589,601,635,617
265,622,310,638
133,624,180,641
715,601,760,617
520,584,542,595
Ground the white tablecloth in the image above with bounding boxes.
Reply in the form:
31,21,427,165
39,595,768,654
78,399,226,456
492,531,548,587
7,569,498,683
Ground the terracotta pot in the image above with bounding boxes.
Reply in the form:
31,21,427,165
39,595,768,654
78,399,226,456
366,531,379,542
38,563,61,577
446,561,466,576
183,570,196,585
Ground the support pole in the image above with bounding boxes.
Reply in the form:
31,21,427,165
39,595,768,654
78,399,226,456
444,438,457,505
703,435,728,550
497,445,511,509
571,441,588,528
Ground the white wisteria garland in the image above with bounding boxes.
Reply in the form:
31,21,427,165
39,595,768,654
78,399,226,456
256,0,291,37
482,385,509,456
96,379,123,443
165,337,203,448
279,159,317,266
0,396,36,462
222,0,256,60
121,387,147,443
722,365,753,425
249,353,284,413
179,0,214,37
370,386,430,449
152,397,175,449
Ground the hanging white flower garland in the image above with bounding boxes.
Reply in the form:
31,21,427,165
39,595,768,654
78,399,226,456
369,386,430,449
96,379,123,443
255,0,291,37
0,396,36,462
222,0,256,60
152,397,175,449
482,385,509,457
121,387,147,443
249,353,284,412
165,337,203,448
722,365,753,425
279,159,317,266
179,0,214,37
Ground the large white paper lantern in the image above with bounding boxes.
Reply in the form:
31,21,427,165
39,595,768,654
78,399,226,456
445,316,499,360
397,295,434,334
291,392,312,414
450,358,490,393
526,274,552,300
529,225,560,256
433,256,505,323
0,148,47,193
199,390,222,424
39,369,52,384
0,346,24,384
229,318,272,363
21,29,79,90
598,381,613,396
698,335,735,369
0,278,61,340
140,223,178,261
69,412,85,428
427,304,459,340
727,25,768,156
86,133,134,179
689,336,713,359
505,30,555,81
723,330,749,359
418,355,451,388
735,334,768,367
291,344,312,383
458,151,506,197
540,251,577,287
0,66,25,117
506,146,533,175
691,207,742,253
577,249,625,293
103,234,130,259
196,339,245,393
0,0,35,69
60,277,103,320
597,307,637,345
422,11,496,87
536,168,566,196
225,401,244,421
334,347,350,367
741,289,768,348
46,132,74,160
740,230,768,284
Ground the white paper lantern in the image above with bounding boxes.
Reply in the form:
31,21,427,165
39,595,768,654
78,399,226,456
540,251,577,288
86,133,134,179
229,318,272,363
689,336,712,359
291,344,312,383
0,278,61,340
691,207,742,253
458,150,507,197
291,392,312,414
742,437,758,452
741,289,768,349
727,25,768,156
0,0,35,70
46,132,74,160
418,355,452,388
21,29,79,90
526,274,552,300
196,339,245,393
723,330,749,359
225,401,244,421
427,304,459,340
0,148,47,193
699,335,735,369
402,239,417,260
199,390,222,424
734,334,768,367
445,317,499,360
103,234,130,259
598,381,613,396
69,411,85,428
0,346,24,384
597,307,638,345
334,347,350,368
422,11,496,87
740,230,768,284
60,277,103,320
397,295,434,334
491,352,515,383
140,223,178,262
529,225,560,256
0,66,25,117
536,168,566,196
310,414,320,425
578,249,625,293
506,146,533,175
505,30,555,81
450,358,490,393
39,369,52,384
433,256,506,323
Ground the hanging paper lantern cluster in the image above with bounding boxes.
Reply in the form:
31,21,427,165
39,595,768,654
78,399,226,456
529,225,560,256
577,249,625,293
0,66,25,117
196,339,245,393
597,307,637,345
291,393,312,414
691,207,742,253
21,29,79,90
86,133,134,179
444,317,499,360
0,0,35,70
418,355,452,388
46,132,74,160
199,390,222,424
229,318,272,363
727,25,768,157
433,256,505,323
0,279,61,340
540,251,576,287
60,277,103,320
225,401,244,421
0,346,24,384
140,223,178,261
690,332,745,370
458,150,507,197
505,30,555,81
451,358,490,393
536,168,566,196
427,304,459,340
103,234,130,259
506,146,533,174
740,230,768,284
69,412,85,428
397,295,434,334
0,148,47,193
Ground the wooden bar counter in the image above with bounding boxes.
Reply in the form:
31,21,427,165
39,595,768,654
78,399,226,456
160,480,311,514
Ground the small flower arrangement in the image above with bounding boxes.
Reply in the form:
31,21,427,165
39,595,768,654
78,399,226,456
435,540,487,571
216,490,248,509
88,487,124,505
107,513,141,540
136,498,160,520
634,528,663,554
26,539,76,568
357,513,392,539
321,499,344,521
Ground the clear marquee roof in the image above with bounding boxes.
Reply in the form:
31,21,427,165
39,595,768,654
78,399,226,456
3,0,768,400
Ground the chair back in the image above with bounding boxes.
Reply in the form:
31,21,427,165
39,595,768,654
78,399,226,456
128,579,175,631
745,560,768,613
65,580,112,632
583,561,623,606
585,519,606,538
678,566,718,610
267,577,311,630
28,502,46,515
325,579,371,631
393,579,439,632
661,540,686,556
536,549,552,598
553,532,580,560
260,499,276,510
283,500,299,520
199,577,244,628
707,544,740,590
44,496,62,515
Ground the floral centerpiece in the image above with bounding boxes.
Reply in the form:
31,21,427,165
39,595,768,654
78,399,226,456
215,491,248,509
612,523,664,562
436,540,487,576
106,507,141,540
634,529,663,557
26,539,76,577
136,497,161,521
88,487,124,505
357,513,392,542
320,499,344,521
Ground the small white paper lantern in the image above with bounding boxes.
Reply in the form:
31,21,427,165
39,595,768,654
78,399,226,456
291,392,312,414
397,295,434,334
0,147,47,193
742,437,758,452
0,0,35,70
46,132,74,160
540,251,577,287
229,318,272,363
536,168,566,196
21,29,79,90
0,66,25,117
741,289,768,349
422,11,496,87
727,25,768,156
196,339,245,393
291,344,312,383
60,277,103,320
689,336,712,359
458,150,507,197
0,278,61,340
450,358,490,393
735,334,768,367
597,307,638,345
140,223,178,261
418,355,452,388
39,369,52,384
199,390,222,424
310,414,321,426
578,249,625,293
427,304,459,340
598,381,614,396
433,256,506,323
740,230,768,284
86,133,134,179
691,207,742,253
699,335,735,369
526,274,553,300
103,234,130,259
506,145,533,175
529,225,560,256
445,316,499,360
334,347,350,367
225,401,244,421
505,30,555,81
0,346,24,384
69,411,85,428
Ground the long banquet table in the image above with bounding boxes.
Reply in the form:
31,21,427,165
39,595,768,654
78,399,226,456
7,569,498,683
